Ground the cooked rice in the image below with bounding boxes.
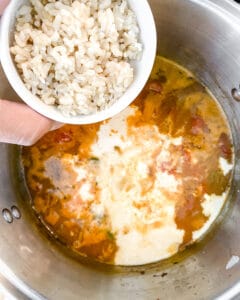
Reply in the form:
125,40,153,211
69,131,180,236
11,0,142,116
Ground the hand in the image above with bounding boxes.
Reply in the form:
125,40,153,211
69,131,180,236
0,0,9,14
0,0,62,146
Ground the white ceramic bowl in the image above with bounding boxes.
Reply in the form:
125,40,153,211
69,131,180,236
0,0,156,124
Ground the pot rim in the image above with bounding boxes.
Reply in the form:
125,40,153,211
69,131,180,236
1,0,240,299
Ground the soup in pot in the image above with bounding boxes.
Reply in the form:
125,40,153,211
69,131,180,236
22,56,234,266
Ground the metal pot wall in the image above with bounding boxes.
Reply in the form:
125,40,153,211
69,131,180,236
1,0,240,299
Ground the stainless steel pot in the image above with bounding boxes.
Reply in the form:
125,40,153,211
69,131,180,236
1,0,240,299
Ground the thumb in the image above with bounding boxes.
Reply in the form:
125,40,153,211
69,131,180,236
0,100,62,146
0,0,10,15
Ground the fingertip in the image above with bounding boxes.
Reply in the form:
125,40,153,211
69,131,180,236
50,122,64,131
0,100,60,146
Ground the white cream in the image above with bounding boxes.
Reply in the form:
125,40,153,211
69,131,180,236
115,227,184,266
90,109,185,265
192,193,226,240
91,106,135,156
78,182,93,202
63,105,232,266
219,157,233,176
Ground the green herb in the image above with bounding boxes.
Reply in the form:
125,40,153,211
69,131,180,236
89,157,100,162
106,231,115,241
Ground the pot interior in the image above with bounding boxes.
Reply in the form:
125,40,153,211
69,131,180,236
1,0,240,299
